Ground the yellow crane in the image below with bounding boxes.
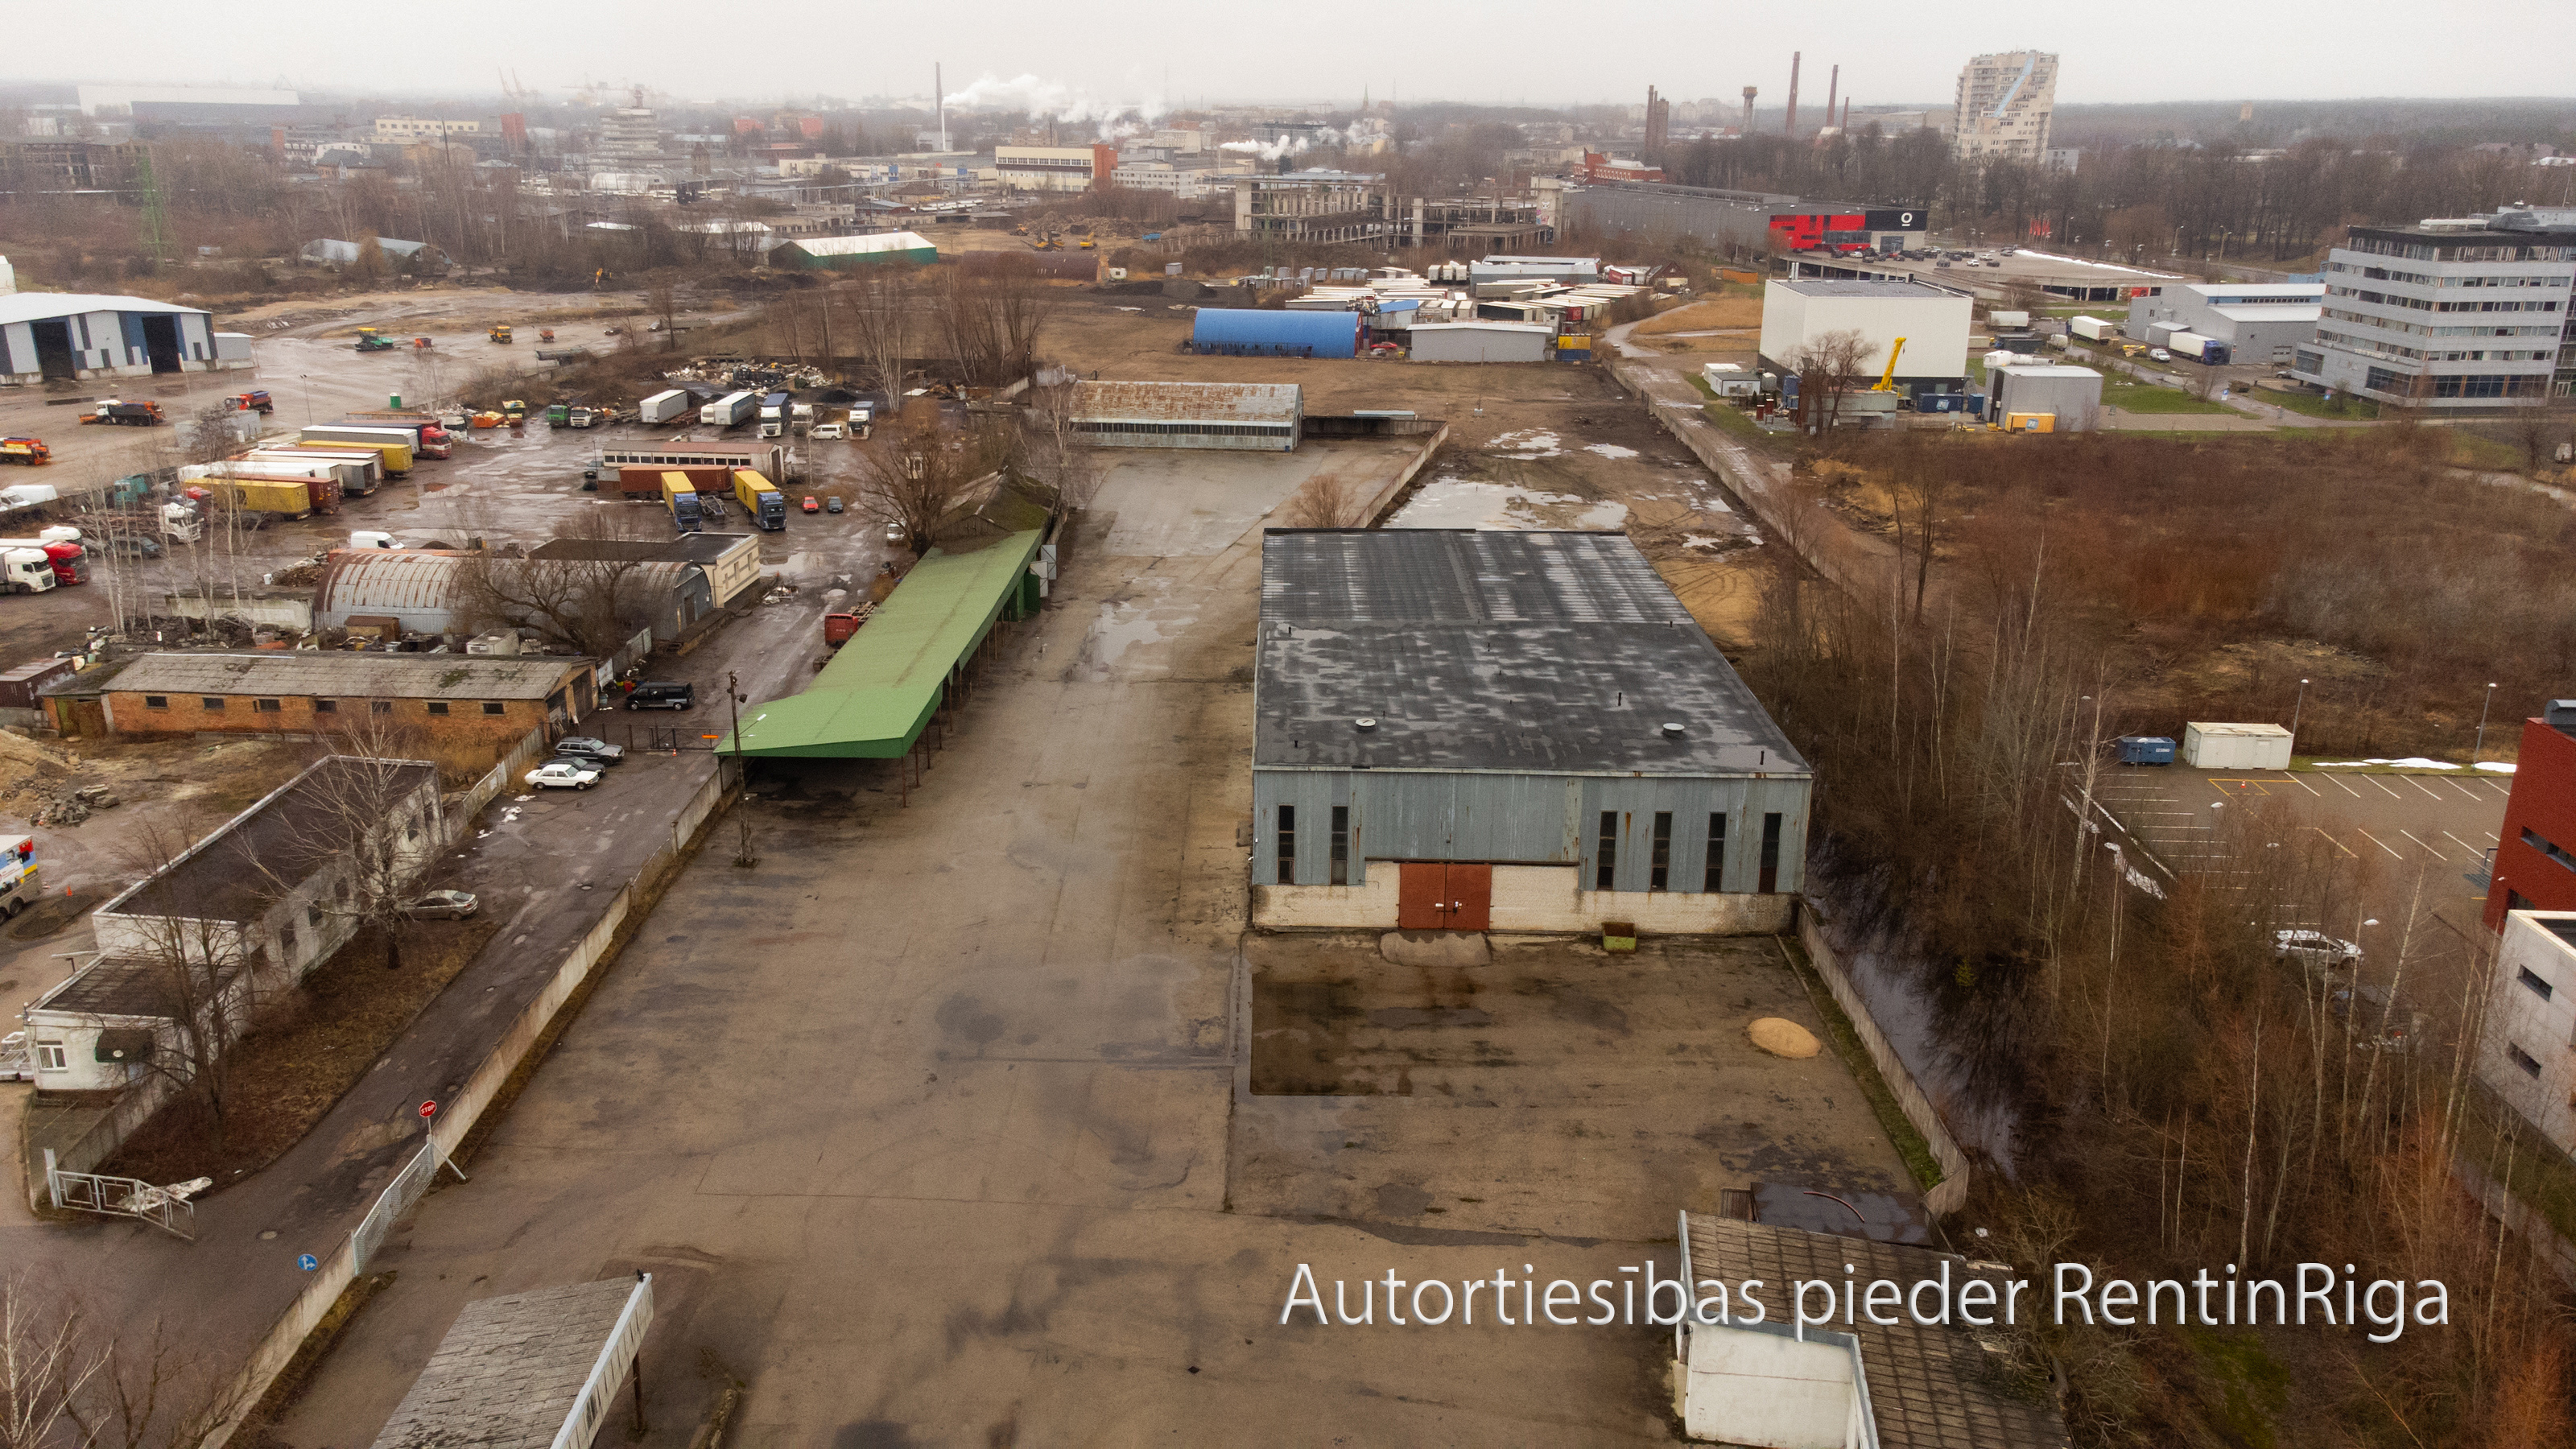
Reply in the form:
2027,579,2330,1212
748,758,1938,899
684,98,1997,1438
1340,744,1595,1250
1870,336,1908,391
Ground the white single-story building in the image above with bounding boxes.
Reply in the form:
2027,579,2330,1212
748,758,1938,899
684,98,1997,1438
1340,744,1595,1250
0,292,247,385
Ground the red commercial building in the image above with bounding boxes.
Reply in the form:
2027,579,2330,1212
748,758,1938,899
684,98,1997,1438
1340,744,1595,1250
2485,700,2576,931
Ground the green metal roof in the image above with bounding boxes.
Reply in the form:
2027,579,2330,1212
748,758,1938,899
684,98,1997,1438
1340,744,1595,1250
721,530,1041,758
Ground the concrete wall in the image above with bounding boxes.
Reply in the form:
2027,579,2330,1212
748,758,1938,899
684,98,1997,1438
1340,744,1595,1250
1252,861,1795,934
197,760,735,1447
2482,912,2576,1157
1798,902,1972,1216
1253,769,1811,896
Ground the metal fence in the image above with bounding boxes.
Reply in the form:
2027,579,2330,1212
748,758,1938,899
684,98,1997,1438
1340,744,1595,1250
350,1137,455,1274
45,1152,196,1240
551,1275,654,1449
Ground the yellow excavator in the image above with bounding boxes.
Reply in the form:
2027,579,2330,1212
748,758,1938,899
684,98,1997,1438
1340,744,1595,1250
1870,336,1907,390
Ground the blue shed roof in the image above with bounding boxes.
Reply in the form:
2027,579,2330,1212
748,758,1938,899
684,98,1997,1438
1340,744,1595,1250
1190,308,1360,357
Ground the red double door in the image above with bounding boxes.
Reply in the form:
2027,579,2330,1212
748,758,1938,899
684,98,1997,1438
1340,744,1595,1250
1397,862,1492,931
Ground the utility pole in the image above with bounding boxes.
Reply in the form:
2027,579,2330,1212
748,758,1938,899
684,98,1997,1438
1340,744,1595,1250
729,669,757,867
2290,678,2309,746
2473,681,2499,763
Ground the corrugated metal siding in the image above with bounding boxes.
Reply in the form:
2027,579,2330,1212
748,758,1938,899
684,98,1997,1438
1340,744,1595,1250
1254,768,1810,895
1070,379,1303,423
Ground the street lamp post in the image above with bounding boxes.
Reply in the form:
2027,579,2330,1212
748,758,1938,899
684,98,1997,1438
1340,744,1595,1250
2474,682,2500,763
2291,678,2309,745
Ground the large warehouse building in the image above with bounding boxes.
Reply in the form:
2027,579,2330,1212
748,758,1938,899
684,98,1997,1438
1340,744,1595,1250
1758,277,1971,397
1069,380,1303,452
2124,280,2322,366
773,231,939,270
1189,308,1360,358
1565,181,1928,256
1251,530,1811,934
0,292,246,384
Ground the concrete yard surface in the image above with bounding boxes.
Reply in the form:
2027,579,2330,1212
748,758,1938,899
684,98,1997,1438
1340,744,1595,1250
1234,933,1916,1241
258,431,1886,1444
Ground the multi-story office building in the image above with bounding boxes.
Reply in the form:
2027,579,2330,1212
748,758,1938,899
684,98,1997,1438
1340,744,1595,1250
1951,52,2057,163
2481,910,2576,1158
2300,205,2576,406
374,117,482,142
596,109,662,161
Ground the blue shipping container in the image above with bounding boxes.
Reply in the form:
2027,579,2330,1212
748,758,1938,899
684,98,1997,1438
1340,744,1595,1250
2118,736,2176,766
1191,308,1360,359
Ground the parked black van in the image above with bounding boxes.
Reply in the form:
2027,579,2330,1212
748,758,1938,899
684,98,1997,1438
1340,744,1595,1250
625,681,696,710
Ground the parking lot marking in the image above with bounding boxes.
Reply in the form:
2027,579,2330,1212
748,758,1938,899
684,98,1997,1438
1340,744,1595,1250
2276,773,2322,796
2209,778,2272,797
2354,828,2405,860
2309,828,2358,859
2440,778,2486,801
2398,774,2446,800
2444,831,2493,859
2362,774,2404,799
2400,829,2448,860
2317,773,2363,799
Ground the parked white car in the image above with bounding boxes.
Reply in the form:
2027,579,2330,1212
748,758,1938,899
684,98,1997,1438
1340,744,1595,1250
2274,928,2361,968
811,422,847,440
525,761,602,791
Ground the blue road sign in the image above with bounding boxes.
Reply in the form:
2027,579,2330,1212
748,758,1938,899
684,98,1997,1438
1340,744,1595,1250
298,1254,319,1272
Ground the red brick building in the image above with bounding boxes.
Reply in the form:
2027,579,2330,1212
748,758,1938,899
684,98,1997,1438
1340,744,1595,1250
2484,701,2576,931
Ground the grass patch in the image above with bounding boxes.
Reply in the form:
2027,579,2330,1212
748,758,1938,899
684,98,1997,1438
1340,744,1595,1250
2259,387,2379,420
1775,935,1946,1195
2446,430,2521,470
102,916,504,1188
2186,1329,2291,1448
2100,375,2235,415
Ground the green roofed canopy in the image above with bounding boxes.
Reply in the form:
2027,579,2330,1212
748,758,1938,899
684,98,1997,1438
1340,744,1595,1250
720,530,1041,758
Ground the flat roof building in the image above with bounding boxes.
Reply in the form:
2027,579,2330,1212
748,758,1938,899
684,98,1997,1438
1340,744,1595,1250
1987,362,2103,431
2125,281,2323,365
1759,278,1973,393
1069,380,1303,452
1253,530,1810,934
2301,204,2576,406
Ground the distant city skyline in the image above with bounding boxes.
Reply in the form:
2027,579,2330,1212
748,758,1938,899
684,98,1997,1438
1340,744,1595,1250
14,0,2575,113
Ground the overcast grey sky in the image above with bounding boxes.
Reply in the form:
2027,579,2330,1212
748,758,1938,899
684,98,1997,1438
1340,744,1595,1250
23,0,2576,112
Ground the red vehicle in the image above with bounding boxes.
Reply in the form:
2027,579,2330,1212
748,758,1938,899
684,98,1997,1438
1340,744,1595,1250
226,390,275,415
801,495,820,514
0,439,49,466
824,613,861,646
0,537,89,586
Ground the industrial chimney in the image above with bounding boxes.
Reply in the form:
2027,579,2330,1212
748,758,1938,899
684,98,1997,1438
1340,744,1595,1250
1825,64,1838,132
1786,52,1800,136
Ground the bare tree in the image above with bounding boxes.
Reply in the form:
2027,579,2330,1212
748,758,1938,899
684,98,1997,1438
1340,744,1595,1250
1278,469,1375,528
843,266,917,394
243,742,442,975
934,260,1059,387
88,824,264,1142
1013,383,1102,512
454,506,662,654
2508,398,2569,476
0,1276,105,1449
853,400,1009,558
1790,328,1871,441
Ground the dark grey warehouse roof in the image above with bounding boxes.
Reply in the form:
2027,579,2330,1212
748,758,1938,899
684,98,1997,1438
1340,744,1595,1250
1256,530,1806,776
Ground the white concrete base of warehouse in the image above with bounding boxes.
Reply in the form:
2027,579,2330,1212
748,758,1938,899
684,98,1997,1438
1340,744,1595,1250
1253,863,1795,935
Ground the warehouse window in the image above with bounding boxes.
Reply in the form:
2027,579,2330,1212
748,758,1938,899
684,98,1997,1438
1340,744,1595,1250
200,696,225,712
1596,811,1618,890
2524,828,2576,872
2508,1043,2542,1078
1758,814,1783,894
142,696,167,709
313,699,337,713
427,702,449,716
371,700,392,714
1276,805,1295,886
35,1042,65,1071
2520,967,2555,1002
254,698,282,712
1649,812,1672,891
1704,813,1727,892
482,701,506,716
1329,806,1348,886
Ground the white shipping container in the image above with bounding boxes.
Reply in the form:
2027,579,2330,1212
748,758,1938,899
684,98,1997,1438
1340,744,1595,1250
638,389,691,424
2182,722,2293,770
2069,316,2115,342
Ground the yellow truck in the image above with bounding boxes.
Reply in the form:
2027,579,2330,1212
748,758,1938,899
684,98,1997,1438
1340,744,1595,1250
661,472,703,533
208,477,320,518
731,469,786,530
291,436,414,477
